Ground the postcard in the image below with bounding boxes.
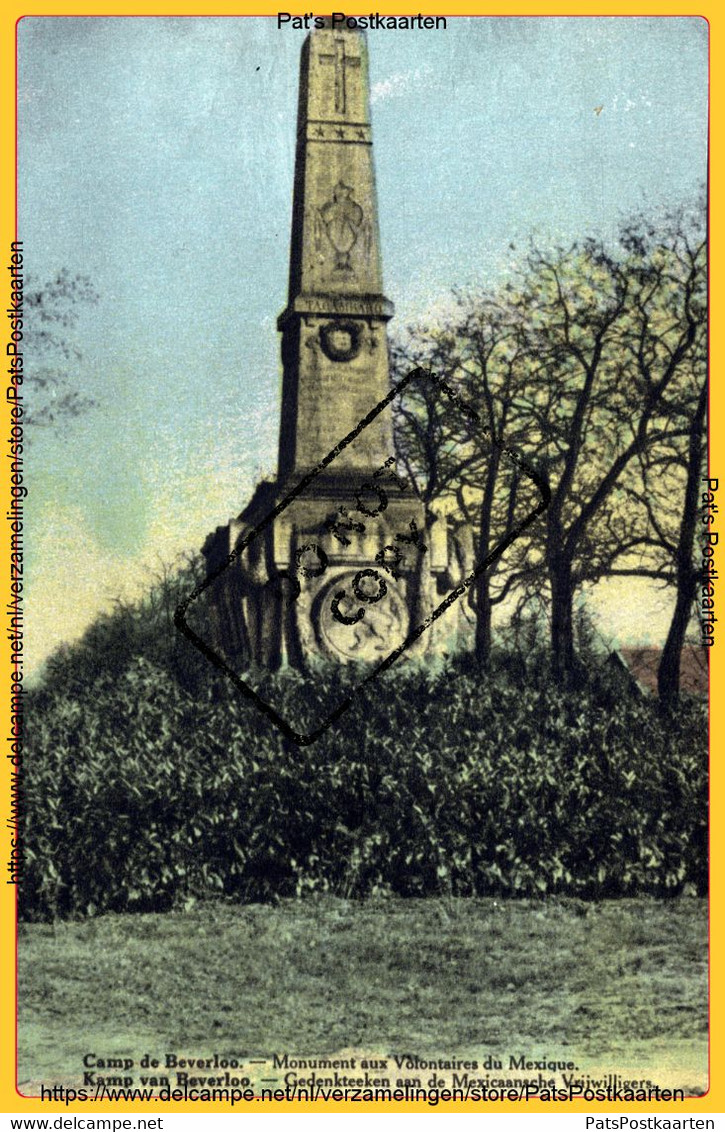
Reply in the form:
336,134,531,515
2,1,718,1118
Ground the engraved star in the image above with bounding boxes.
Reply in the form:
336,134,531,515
315,126,325,137
356,128,366,139
335,127,345,138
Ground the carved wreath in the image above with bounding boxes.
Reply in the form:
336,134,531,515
319,319,363,362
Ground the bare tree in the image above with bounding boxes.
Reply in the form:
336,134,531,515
600,210,708,699
391,298,540,665
498,209,705,681
392,202,706,685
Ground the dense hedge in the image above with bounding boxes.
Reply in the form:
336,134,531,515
21,647,707,920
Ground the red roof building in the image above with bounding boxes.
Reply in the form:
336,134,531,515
611,645,709,697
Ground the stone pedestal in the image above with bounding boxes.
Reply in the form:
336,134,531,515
202,472,458,671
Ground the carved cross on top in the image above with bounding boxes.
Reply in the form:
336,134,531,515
318,37,361,115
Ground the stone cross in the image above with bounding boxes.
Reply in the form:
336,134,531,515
318,36,360,115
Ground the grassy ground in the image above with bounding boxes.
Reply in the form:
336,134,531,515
18,896,708,1096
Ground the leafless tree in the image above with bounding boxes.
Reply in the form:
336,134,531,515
392,201,707,687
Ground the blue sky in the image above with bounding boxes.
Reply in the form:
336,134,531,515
18,16,708,671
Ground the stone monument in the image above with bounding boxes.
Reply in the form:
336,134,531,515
201,25,466,671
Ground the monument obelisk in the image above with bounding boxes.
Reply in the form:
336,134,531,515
202,25,452,669
277,24,394,476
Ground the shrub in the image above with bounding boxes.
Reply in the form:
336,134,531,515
21,642,707,920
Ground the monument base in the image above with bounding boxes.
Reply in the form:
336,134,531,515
201,473,474,673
